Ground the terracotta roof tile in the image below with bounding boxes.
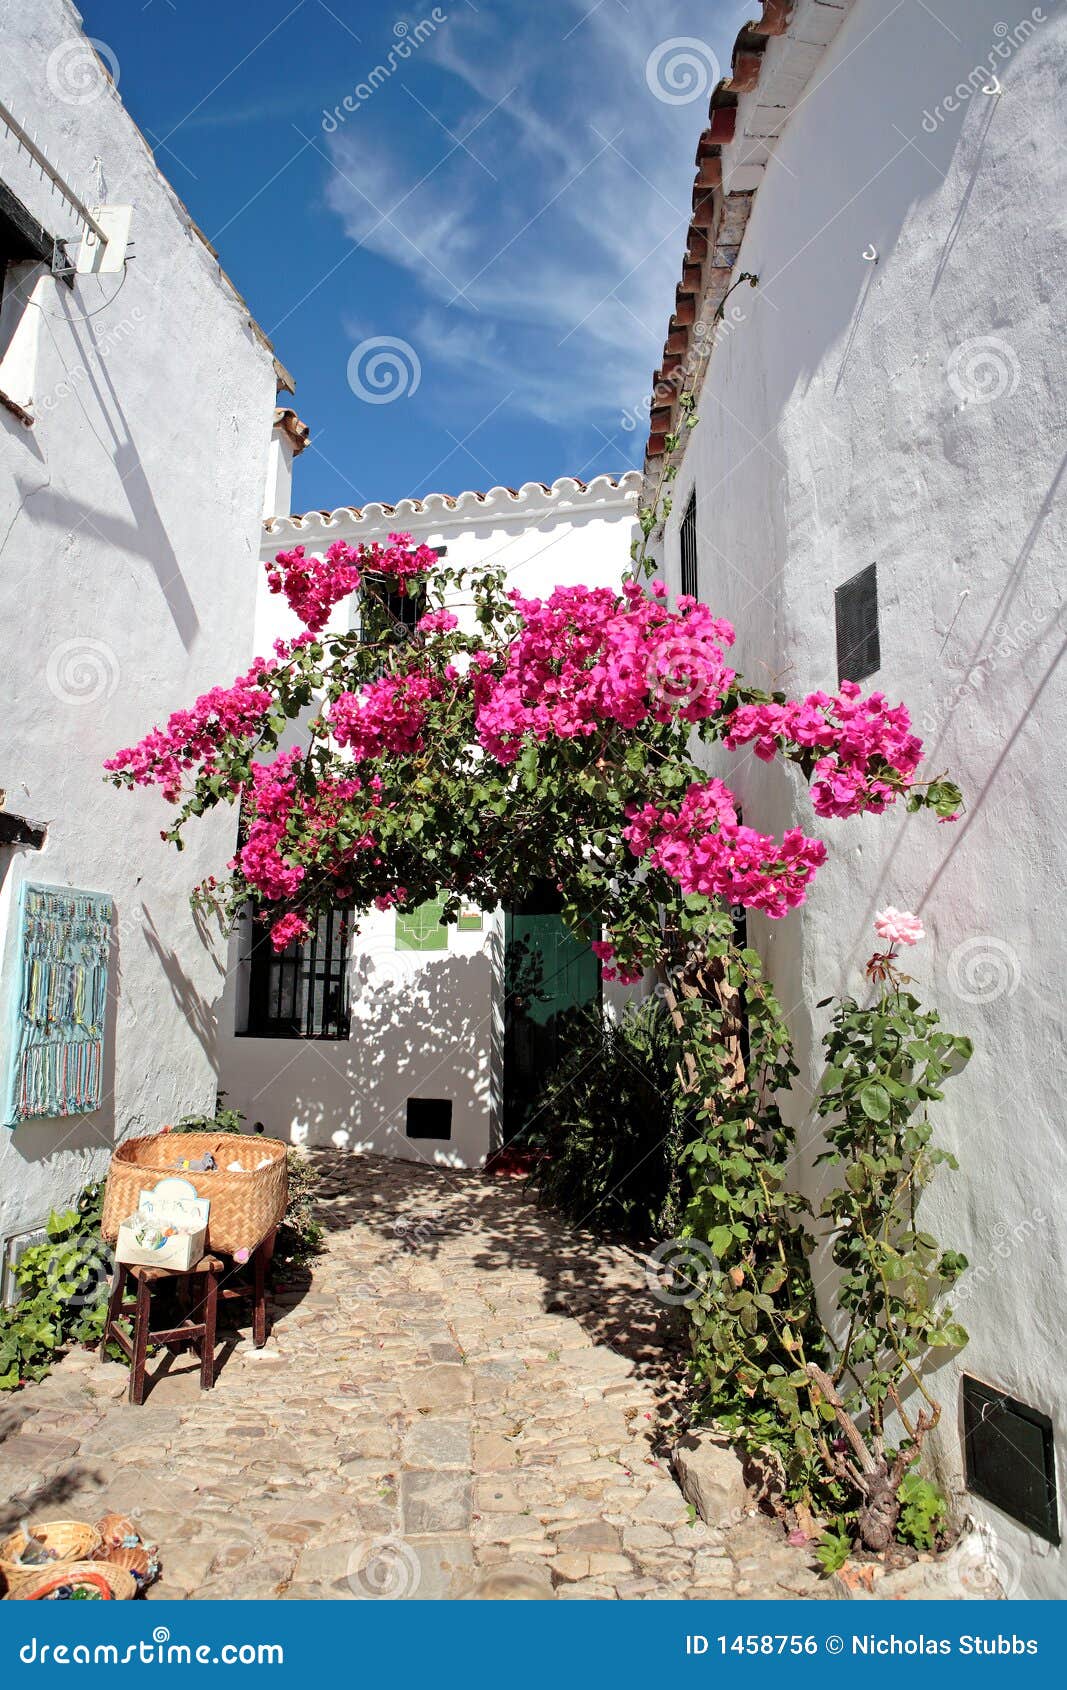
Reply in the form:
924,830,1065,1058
643,1,856,477
273,406,310,455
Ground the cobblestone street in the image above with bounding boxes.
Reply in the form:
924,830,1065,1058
0,1155,828,1601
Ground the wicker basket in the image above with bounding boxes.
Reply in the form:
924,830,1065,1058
0,1522,102,1596
97,1545,153,1584
101,1132,288,1256
95,1513,139,1551
14,1561,137,1601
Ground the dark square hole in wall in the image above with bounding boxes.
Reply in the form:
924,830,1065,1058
835,562,880,684
962,1375,1059,1544
406,1097,453,1141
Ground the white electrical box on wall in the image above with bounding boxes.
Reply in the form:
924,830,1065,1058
76,204,133,274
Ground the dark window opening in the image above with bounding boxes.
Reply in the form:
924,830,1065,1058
835,562,880,684
1,181,55,369
244,904,350,1039
406,1097,453,1140
963,1375,1059,1545
679,490,699,599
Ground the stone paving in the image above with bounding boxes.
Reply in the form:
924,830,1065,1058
0,1153,829,1601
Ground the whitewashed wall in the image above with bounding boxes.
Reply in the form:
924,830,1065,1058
217,476,642,1168
0,2,278,1260
648,0,1065,1596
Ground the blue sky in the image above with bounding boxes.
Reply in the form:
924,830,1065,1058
80,0,752,512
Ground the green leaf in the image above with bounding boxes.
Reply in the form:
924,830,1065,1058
859,1082,891,1122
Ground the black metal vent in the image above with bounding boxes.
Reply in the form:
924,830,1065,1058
963,1375,1059,1544
680,490,699,599
834,562,880,684
406,1097,453,1141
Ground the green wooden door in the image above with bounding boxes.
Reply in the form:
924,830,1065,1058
503,891,600,1141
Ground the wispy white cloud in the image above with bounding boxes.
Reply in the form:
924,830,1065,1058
322,0,749,436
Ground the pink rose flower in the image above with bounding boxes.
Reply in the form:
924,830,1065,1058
874,907,925,947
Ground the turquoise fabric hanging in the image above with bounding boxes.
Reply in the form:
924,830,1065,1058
4,883,113,1128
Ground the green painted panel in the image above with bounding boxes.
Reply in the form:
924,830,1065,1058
503,907,600,1138
396,897,448,952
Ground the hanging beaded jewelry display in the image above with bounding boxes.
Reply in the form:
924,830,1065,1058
4,884,113,1126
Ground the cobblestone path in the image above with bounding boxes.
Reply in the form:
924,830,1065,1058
1,1154,829,1601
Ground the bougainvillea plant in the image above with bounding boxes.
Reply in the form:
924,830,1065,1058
106,536,961,965
106,530,967,1541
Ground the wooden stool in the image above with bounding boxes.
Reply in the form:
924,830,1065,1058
101,1256,223,1405
216,1229,276,1349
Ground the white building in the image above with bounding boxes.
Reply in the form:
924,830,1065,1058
640,0,1065,1596
218,472,642,1168
0,1,284,1282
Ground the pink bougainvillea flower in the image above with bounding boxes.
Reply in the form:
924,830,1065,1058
268,911,312,952
874,907,925,947
418,608,459,634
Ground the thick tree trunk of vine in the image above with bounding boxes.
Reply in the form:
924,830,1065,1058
856,1465,902,1552
806,1363,935,1555
656,947,746,1104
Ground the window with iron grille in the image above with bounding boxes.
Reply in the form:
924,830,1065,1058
679,490,699,600
835,563,880,684
244,905,351,1039
357,548,445,658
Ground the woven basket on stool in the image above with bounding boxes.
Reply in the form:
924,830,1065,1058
101,1133,287,1255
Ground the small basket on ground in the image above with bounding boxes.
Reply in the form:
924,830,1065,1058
0,1522,102,1597
13,1561,137,1601
101,1133,288,1256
